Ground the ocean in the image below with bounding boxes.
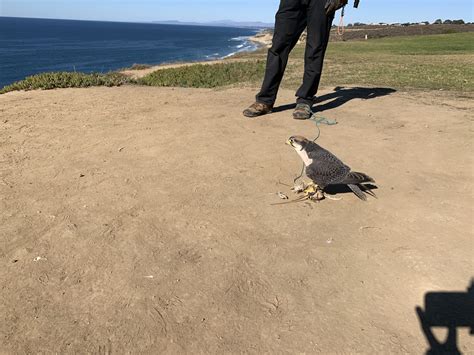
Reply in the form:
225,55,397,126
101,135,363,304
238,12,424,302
0,17,260,89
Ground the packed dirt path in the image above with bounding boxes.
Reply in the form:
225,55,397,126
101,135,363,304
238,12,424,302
1,85,473,353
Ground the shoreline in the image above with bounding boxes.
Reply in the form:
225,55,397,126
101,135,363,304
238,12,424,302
247,28,273,47
120,29,272,79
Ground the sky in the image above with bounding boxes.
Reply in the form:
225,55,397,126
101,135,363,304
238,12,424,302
1,0,472,24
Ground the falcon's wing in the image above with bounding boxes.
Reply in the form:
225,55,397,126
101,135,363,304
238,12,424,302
305,142,351,187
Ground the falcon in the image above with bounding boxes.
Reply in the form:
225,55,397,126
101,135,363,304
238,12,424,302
286,136,376,201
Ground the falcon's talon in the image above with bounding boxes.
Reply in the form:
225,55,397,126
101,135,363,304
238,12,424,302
305,187,324,201
303,183,319,195
315,189,325,201
292,182,327,202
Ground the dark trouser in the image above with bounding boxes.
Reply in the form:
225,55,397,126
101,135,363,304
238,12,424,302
256,0,334,106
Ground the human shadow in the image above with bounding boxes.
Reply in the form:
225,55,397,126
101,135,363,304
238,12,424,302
416,280,474,354
313,86,397,112
272,86,396,114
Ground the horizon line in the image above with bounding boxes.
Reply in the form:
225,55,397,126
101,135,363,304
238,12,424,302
0,15,274,26
1,15,470,26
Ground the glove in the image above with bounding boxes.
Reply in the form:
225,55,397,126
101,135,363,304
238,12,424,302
325,0,348,15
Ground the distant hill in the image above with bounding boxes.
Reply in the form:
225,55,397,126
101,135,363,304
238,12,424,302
152,20,274,29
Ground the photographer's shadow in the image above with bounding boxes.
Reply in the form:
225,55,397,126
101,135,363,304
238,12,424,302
272,86,396,114
416,280,474,354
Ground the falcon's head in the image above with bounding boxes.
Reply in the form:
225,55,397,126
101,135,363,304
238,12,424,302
286,136,310,151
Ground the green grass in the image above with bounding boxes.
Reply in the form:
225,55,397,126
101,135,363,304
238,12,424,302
280,32,474,91
327,32,474,56
138,61,266,88
0,72,130,94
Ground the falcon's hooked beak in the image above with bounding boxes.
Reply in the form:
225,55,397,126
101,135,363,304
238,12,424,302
286,136,304,151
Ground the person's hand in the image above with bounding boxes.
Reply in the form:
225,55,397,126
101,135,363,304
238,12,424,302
325,0,348,14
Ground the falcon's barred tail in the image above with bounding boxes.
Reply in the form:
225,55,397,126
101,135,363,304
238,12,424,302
348,184,368,201
344,172,375,201
342,172,375,185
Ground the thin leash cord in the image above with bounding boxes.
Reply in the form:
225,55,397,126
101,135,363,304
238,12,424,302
337,6,345,36
293,114,337,184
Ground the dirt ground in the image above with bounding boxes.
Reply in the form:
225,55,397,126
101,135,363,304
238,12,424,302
0,85,473,353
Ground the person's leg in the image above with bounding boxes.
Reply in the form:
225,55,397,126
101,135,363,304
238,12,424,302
255,0,307,106
295,0,334,105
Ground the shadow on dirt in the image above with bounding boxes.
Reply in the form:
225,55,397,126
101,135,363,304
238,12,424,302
324,183,378,198
272,86,397,114
416,280,474,354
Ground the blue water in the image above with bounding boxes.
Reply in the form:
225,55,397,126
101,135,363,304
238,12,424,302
0,17,259,88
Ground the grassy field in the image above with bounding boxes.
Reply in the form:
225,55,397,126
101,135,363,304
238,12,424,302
281,32,474,91
1,32,472,94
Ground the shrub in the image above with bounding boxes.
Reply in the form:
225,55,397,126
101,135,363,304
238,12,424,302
138,61,266,88
0,72,131,94
130,63,152,70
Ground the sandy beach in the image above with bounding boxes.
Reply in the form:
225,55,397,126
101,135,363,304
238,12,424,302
1,83,473,353
249,29,274,47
